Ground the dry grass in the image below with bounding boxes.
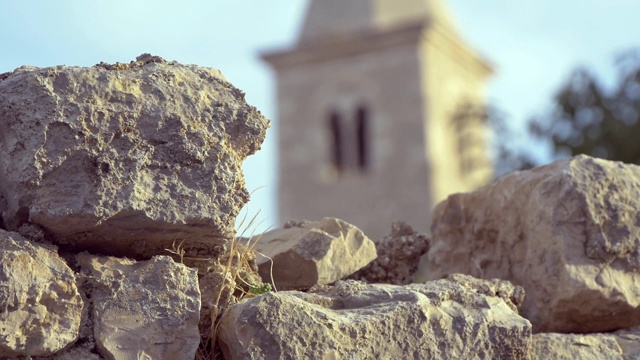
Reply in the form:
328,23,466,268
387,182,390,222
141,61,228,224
169,208,276,360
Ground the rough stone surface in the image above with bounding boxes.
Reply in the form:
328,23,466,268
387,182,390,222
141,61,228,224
0,54,269,256
418,155,640,333
218,274,532,360
0,230,83,357
533,330,640,360
251,217,377,290
532,333,624,360
77,253,201,360
613,326,640,360
349,220,430,284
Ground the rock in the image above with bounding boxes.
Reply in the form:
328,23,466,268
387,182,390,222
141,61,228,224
418,155,640,332
612,326,640,359
251,217,377,290
435,273,527,313
217,275,532,360
349,220,430,284
0,230,83,358
0,54,269,256
532,333,625,360
77,253,201,360
46,343,102,360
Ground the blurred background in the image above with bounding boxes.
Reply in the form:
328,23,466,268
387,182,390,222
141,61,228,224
1,0,639,233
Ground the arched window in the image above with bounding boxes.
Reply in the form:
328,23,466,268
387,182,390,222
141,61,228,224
356,105,369,171
329,110,343,173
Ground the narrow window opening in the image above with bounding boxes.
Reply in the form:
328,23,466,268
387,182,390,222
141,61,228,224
356,105,369,171
329,111,343,173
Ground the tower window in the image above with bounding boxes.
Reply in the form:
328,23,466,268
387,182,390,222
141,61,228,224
356,105,369,171
329,110,343,172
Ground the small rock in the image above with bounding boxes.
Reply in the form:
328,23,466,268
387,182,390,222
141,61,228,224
251,217,377,290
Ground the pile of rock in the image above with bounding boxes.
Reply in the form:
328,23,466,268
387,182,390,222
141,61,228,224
217,156,640,359
0,55,270,359
2,55,640,359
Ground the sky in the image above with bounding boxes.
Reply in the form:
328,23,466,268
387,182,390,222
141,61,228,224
1,1,639,232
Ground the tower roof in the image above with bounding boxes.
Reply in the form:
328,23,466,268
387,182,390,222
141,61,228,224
299,0,457,43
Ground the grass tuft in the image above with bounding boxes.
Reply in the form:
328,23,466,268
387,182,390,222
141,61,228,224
178,206,276,360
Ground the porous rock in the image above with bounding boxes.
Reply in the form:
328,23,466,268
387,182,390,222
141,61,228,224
77,253,201,360
217,274,532,360
349,220,430,284
0,229,83,357
0,54,269,256
251,217,377,290
417,155,640,332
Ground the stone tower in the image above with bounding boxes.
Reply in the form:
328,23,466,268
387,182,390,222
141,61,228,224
262,0,493,240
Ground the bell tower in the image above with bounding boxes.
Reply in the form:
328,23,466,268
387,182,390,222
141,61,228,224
262,0,493,239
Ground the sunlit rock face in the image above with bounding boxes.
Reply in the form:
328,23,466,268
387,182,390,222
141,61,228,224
421,155,640,333
218,276,532,360
0,54,269,256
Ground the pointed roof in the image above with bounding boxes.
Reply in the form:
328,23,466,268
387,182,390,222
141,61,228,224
299,0,457,43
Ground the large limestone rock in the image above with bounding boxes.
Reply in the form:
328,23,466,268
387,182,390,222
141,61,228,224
218,275,532,360
418,155,640,332
251,218,377,290
0,54,269,256
0,230,83,357
77,254,201,360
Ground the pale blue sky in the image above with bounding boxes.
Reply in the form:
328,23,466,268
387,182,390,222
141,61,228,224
1,1,638,232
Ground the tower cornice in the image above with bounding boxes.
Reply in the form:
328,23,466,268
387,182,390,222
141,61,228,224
261,20,492,77
262,22,426,70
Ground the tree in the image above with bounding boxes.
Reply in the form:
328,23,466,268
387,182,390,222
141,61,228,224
528,48,640,165
451,49,640,178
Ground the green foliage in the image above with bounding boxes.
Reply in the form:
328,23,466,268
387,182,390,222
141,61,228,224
473,48,640,177
247,282,273,296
